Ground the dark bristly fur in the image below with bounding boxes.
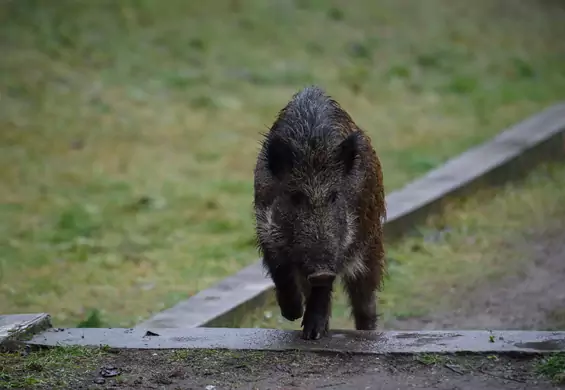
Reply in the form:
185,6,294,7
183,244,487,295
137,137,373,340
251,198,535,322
253,86,386,340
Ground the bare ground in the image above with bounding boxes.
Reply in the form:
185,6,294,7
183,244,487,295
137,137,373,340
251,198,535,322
387,219,565,331
31,350,565,390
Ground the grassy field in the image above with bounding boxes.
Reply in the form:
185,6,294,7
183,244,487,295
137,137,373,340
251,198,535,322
1,0,564,327
242,162,565,330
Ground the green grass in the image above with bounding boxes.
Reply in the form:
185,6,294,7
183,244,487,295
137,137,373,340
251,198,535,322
242,162,565,329
414,353,449,366
0,346,108,389
536,353,565,384
1,0,564,327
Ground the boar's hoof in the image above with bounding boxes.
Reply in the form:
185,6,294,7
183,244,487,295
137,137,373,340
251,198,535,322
278,296,303,321
301,314,329,340
307,271,336,286
281,305,303,322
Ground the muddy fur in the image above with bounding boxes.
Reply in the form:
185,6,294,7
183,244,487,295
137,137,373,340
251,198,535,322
253,85,386,340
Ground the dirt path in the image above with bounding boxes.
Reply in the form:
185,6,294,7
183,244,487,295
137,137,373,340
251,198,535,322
387,219,565,331
70,350,562,389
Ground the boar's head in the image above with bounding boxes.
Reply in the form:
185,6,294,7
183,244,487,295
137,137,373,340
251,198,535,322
254,88,370,282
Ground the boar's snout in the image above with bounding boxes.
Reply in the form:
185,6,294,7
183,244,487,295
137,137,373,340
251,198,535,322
297,247,338,285
306,270,337,286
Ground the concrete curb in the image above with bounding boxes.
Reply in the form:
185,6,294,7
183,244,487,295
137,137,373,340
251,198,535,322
27,327,565,355
137,103,565,329
0,313,52,352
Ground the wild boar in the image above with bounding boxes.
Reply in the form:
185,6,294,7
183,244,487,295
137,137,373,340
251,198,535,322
253,86,386,340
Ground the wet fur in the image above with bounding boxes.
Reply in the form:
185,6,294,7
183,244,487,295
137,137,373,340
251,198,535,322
253,86,386,340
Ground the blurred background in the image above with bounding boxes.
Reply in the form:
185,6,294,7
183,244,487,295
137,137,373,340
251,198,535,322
1,0,564,329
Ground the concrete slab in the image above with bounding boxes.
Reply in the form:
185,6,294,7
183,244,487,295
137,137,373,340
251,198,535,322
0,313,52,351
136,103,565,329
26,327,565,355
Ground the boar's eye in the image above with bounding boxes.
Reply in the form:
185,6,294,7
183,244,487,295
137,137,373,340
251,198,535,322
328,191,338,204
289,191,308,206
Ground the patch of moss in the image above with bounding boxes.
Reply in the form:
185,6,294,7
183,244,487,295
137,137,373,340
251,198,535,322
536,353,565,384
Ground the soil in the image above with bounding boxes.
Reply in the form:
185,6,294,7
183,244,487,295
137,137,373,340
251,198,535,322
387,220,565,331
40,349,565,390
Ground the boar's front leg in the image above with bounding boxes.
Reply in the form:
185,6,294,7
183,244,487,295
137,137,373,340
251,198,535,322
302,286,332,340
344,273,378,331
265,258,304,321
301,273,335,340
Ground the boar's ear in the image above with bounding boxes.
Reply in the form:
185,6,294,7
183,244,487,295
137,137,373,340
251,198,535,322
266,135,295,179
336,131,361,174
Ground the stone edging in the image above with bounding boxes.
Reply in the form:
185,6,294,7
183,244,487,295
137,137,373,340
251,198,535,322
27,327,565,355
137,103,565,329
0,313,52,352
